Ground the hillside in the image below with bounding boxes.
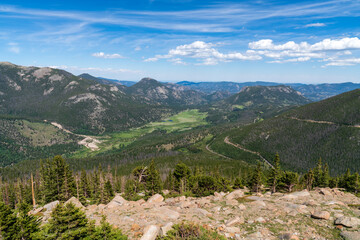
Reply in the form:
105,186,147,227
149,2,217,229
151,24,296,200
0,62,173,135
0,116,81,166
126,77,209,106
223,89,360,174
207,85,310,124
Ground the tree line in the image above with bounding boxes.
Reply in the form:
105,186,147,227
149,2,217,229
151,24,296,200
1,154,360,239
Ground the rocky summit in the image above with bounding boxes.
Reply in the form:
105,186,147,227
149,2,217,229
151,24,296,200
32,188,360,239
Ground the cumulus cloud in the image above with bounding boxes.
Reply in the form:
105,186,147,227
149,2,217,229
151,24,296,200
249,37,360,52
248,37,360,67
144,41,261,65
92,52,124,59
144,37,360,67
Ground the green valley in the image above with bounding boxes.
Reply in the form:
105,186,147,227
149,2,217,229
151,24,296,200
71,109,208,157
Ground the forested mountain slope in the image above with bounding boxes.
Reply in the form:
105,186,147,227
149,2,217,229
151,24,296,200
207,85,311,124
0,62,172,135
226,89,360,174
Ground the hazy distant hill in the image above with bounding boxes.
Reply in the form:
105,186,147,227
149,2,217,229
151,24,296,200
226,89,360,174
207,85,310,124
177,81,360,101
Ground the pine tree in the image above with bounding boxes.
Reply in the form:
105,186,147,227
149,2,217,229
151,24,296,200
103,180,114,203
280,171,299,192
322,163,330,187
173,162,191,194
15,203,41,240
313,158,323,187
88,216,127,240
0,202,18,240
61,164,76,201
145,160,162,196
46,203,88,239
80,170,90,199
124,179,136,200
250,162,262,193
233,177,243,189
305,169,314,191
269,153,281,193
164,170,174,191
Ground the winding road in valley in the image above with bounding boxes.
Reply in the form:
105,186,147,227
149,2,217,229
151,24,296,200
288,117,360,128
224,136,274,168
205,141,232,160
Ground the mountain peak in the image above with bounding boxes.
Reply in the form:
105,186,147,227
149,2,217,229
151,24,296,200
139,77,159,83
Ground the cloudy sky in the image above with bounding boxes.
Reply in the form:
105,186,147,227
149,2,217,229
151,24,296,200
1,0,360,83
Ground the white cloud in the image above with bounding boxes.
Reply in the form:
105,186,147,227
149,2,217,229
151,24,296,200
49,65,139,74
249,37,360,52
145,41,261,65
8,42,20,54
304,23,326,28
324,58,360,66
134,46,141,51
92,52,124,59
144,57,158,62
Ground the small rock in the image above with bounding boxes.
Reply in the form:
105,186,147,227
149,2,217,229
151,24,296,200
225,189,244,200
249,200,266,208
43,200,59,212
335,216,360,228
226,216,244,227
147,194,164,204
29,207,44,215
65,197,84,209
160,222,173,237
225,226,240,234
340,231,360,240
162,190,170,195
238,204,246,210
131,223,141,231
255,217,266,223
311,210,330,220
279,233,300,240
319,188,332,196
226,199,238,206
106,194,127,208
141,225,160,240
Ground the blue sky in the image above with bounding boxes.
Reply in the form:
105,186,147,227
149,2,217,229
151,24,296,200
1,0,360,83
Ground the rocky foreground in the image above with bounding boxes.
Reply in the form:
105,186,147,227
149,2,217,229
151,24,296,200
33,188,360,240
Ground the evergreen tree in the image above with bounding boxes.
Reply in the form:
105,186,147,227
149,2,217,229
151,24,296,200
0,202,18,240
80,170,90,199
103,180,114,203
233,177,244,189
268,153,281,193
322,163,330,187
46,203,88,240
61,164,76,201
280,171,299,192
124,179,137,200
164,170,174,191
313,158,323,187
305,169,314,191
250,163,262,193
173,162,191,194
88,216,127,240
15,203,41,240
145,160,162,196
